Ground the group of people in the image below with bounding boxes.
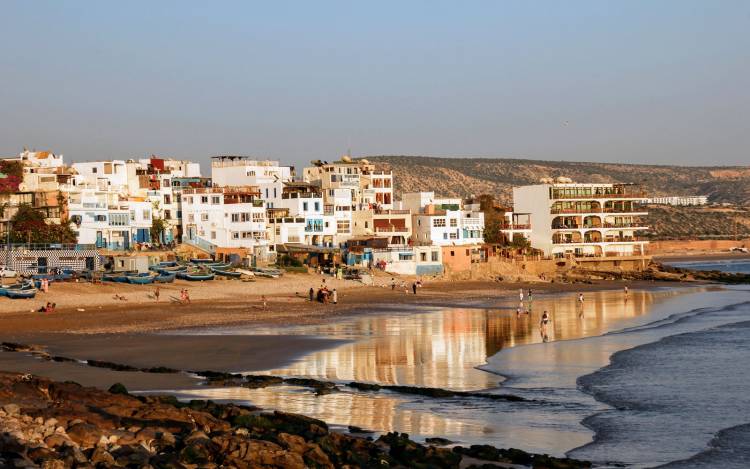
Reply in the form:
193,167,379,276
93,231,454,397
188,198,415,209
310,285,337,304
390,278,422,295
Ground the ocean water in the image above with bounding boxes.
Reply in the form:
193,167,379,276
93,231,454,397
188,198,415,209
162,286,750,467
663,258,750,274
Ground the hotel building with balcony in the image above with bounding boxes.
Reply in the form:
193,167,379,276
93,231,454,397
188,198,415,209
513,182,649,262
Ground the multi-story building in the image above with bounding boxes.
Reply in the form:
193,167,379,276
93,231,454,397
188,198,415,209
403,192,485,247
180,186,268,261
647,195,708,206
513,182,649,259
304,158,394,209
352,208,412,246
210,156,293,208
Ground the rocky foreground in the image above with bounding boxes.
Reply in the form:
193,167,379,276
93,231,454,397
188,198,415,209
0,372,590,468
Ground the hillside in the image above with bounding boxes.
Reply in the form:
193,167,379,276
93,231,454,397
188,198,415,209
645,205,750,240
367,156,750,205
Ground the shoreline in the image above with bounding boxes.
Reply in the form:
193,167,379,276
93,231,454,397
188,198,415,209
654,252,750,263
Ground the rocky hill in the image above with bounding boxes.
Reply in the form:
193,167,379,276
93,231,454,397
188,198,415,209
366,156,750,206
645,205,750,240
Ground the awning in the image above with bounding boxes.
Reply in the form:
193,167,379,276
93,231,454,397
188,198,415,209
276,243,339,254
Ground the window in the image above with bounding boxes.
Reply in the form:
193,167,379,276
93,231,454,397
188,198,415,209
231,213,240,222
247,170,255,176
130,211,135,221
433,218,446,227
314,202,320,211
398,253,413,261
466,249,470,256
450,250,455,257
232,232,239,239
201,213,208,221
303,202,308,211
164,210,171,220
164,194,171,204
265,188,269,198
210,231,216,239
443,233,448,239
211,196,221,205
252,212,264,221
450,219,457,227
201,196,208,204
431,251,439,262
420,252,427,262
142,209,151,221
273,188,277,198
336,220,350,234
92,167,97,173
275,227,281,235
186,196,192,204
449,232,458,239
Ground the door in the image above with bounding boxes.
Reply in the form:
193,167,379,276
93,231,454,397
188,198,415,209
96,231,104,248
85,257,95,271
37,257,48,274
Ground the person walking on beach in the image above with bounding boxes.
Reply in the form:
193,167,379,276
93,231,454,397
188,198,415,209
391,278,396,290
261,295,267,310
412,282,417,295
540,310,551,341
309,287,314,302
154,286,160,302
519,288,524,302
578,292,585,318
332,289,338,305
624,285,629,297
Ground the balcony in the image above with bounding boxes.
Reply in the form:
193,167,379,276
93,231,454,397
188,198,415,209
282,192,321,199
375,226,410,234
374,209,410,215
501,223,531,230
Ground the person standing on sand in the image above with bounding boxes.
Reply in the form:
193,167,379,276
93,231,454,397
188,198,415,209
261,295,267,310
309,287,314,302
391,278,396,290
540,310,551,341
624,285,629,297
154,286,160,302
578,292,585,318
519,288,524,303
412,282,417,295
332,289,338,305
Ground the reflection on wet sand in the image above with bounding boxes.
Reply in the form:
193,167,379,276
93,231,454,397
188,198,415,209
172,386,485,439
172,287,706,449
259,288,683,391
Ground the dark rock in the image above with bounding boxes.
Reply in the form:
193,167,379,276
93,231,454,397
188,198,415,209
86,359,139,372
66,422,103,448
243,374,284,388
107,382,128,395
425,437,454,445
348,425,374,434
348,381,382,392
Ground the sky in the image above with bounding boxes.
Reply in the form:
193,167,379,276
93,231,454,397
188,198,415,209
1,1,748,170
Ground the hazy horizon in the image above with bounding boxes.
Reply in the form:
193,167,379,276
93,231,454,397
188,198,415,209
2,1,748,170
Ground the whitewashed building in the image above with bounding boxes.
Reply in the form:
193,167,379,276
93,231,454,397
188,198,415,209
513,182,649,258
402,192,485,247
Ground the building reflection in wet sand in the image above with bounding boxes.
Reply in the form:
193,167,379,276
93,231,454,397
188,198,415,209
259,288,680,391
172,288,703,447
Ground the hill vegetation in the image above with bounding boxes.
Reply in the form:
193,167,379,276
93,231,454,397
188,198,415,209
645,205,750,240
366,156,750,206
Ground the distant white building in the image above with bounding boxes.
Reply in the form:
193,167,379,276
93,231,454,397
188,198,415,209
181,186,268,257
647,195,708,206
402,192,485,247
513,182,649,258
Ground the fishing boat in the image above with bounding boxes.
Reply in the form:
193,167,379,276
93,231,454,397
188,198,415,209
0,282,32,297
210,267,242,278
6,288,37,299
102,272,130,282
154,272,176,283
126,274,156,284
251,267,284,278
176,270,215,281
204,262,232,269
158,265,187,273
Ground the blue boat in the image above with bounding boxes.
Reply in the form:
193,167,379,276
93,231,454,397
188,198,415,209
177,271,215,281
210,267,242,278
0,282,32,297
154,272,176,283
102,272,130,282
6,288,37,299
126,274,155,284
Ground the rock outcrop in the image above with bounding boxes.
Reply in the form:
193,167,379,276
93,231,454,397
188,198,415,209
0,372,591,468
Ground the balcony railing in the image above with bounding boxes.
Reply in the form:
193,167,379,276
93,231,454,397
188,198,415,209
553,237,647,244
551,191,647,200
374,209,410,215
551,207,646,214
375,226,409,233
501,224,531,230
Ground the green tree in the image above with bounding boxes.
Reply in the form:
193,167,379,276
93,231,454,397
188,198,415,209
150,217,167,245
10,204,77,244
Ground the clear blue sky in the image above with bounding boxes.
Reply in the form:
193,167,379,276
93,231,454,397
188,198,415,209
1,1,748,169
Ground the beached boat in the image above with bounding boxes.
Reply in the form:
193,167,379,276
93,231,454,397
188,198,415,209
154,272,176,283
102,272,131,282
0,282,33,296
6,288,37,299
210,267,242,278
251,267,284,278
176,271,215,281
158,265,187,273
126,274,156,284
